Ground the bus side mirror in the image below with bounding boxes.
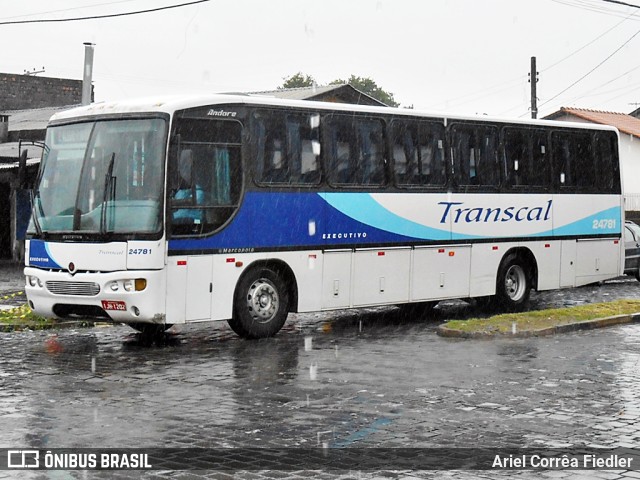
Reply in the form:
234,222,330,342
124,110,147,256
18,148,28,189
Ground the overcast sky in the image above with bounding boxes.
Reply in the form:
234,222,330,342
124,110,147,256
2,0,640,118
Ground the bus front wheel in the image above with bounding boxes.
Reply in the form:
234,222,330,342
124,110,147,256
229,266,290,339
494,254,531,311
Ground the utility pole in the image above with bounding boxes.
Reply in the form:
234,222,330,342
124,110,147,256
529,56,538,119
82,43,95,106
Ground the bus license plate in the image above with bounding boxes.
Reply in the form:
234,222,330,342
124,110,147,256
102,300,126,311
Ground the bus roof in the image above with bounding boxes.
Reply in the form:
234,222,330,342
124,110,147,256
48,93,619,133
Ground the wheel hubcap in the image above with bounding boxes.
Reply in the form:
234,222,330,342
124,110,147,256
246,279,279,323
505,265,526,301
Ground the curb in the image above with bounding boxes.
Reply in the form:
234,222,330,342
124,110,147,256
0,320,97,332
436,313,640,339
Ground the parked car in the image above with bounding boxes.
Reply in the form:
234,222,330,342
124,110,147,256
624,220,640,281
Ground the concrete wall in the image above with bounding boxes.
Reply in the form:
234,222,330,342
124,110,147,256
0,73,88,110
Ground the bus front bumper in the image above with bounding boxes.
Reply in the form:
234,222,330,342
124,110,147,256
23,267,167,325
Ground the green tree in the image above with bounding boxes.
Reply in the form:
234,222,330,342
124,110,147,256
279,72,316,89
330,75,399,107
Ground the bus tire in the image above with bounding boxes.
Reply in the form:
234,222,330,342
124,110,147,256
494,253,531,311
229,266,290,339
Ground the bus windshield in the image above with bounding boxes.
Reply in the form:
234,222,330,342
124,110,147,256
31,117,167,237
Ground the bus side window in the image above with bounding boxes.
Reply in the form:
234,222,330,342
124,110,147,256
594,131,620,193
392,120,446,187
451,124,499,188
253,111,321,186
530,131,549,187
503,128,527,187
552,130,595,191
357,120,385,185
325,115,386,187
503,127,549,189
170,117,242,237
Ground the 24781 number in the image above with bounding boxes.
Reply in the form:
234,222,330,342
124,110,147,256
592,219,616,230
128,248,152,255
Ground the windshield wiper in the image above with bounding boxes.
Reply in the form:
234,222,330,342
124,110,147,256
100,152,117,235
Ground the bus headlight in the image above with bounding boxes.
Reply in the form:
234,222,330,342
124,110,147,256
27,276,43,288
123,279,147,292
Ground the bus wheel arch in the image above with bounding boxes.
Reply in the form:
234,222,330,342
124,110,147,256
493,248,537,311
228,260,297,339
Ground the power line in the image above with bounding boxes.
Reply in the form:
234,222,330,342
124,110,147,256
550,62,640,105
537,24,640,109
600,0,640,9
0,0,211,25
0,1,141,21
542,9,638,71
452,4,636,115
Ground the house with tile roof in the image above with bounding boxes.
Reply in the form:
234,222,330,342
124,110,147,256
251,83,389,107
544,107,640,216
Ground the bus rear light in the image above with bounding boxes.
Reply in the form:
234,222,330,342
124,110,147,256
492,246,499,251
545,244,551,248
378,252,385,256
177,260,187,266
226,258,235,263
438,249,445,253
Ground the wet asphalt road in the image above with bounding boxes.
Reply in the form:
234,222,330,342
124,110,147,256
2,266,640,479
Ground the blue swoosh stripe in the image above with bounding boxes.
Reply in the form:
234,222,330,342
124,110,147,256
323,192,457,240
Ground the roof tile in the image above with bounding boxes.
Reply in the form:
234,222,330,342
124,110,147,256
549,107,640,138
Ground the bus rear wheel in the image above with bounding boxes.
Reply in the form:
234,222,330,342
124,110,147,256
229,266,290,339
494,254,531,311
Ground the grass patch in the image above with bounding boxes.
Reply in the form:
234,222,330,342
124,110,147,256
0,292,54,330
443,299,640,334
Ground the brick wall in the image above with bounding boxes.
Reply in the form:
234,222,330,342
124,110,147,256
0,73,89,110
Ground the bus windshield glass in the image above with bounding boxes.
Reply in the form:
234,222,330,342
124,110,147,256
31,117,167,237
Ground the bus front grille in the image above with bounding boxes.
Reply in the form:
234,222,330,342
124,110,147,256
45,281,101,296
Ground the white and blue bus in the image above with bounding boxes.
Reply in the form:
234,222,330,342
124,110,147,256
24,94,623,338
